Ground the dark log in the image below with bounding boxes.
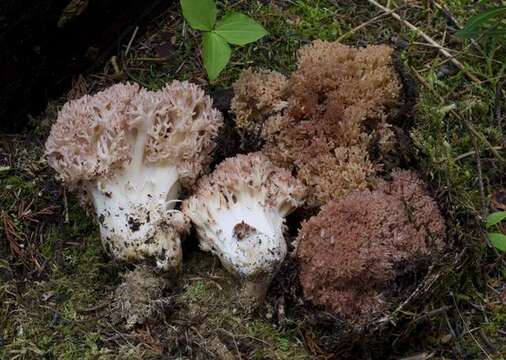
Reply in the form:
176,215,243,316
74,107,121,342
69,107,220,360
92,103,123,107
0,0,169,132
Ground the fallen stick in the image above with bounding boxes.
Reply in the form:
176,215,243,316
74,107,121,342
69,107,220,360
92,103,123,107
337,6,400,41
365,0,482,84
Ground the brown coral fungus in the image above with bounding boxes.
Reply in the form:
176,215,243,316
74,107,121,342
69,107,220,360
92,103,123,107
263,112,378,205
231,68,288,136
231,41,401,206
296,170,445,324
288,40,400,125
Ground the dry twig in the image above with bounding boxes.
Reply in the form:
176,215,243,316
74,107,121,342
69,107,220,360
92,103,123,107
125,26,139,56
365,0,482,84
337,6,401,41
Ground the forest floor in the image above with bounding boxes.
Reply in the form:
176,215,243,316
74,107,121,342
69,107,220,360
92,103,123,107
1,0,505,359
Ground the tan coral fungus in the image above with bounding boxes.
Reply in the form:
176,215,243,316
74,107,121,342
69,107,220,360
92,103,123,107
296,170,445,324
230,40,401,205
231,68,288,136
45,81,223,271
288,40,400,125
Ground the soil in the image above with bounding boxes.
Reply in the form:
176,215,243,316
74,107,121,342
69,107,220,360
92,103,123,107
0,0,170,132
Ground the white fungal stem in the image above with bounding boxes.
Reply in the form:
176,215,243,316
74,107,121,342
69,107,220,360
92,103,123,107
90,161,183,270
197,193,288,281
45,80,223,272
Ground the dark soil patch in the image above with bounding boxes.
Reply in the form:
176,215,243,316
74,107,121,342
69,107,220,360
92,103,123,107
0,0,170,132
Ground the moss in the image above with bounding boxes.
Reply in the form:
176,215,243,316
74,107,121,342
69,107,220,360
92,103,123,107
0,233,116,360
246,320,308,359
0,152,116,359
156,251,310,359
0,175,40,213
183,280,208,302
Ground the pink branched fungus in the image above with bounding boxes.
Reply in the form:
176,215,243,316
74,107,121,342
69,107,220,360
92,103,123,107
182,152,306,298
45,81,223,271
296,170,446,324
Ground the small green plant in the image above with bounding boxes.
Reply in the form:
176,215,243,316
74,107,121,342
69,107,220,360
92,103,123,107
485,211,506,252
180,0,267,81
456,6,506,40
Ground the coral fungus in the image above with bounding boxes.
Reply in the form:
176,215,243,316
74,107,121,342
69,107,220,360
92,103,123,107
182,152,306,299
231,68,288,136
231,40,401,206
262,113,378,205
296,170,446,324
288,40,400,125
45,81,223,271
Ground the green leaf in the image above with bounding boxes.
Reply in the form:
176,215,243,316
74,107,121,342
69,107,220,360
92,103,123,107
180,0,217,31
488,232,506,251
456,7,506,39
214,13,267,45
202,32,231,80
486,211,506,228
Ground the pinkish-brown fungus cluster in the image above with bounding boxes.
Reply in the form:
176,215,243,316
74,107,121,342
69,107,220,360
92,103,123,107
46,81,222,189
296,170,446,324
45,81,223,271
231,40,401,206
230,41,446,322
231,68,288,136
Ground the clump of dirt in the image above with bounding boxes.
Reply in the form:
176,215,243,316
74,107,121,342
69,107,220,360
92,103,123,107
110,265,172,329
